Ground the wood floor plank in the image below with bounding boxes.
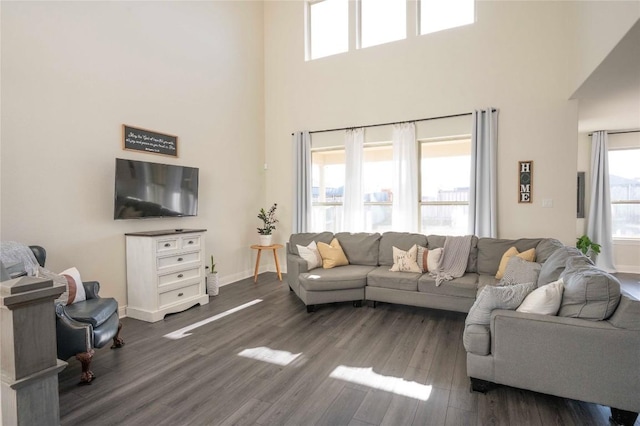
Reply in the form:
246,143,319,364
56,273,638,426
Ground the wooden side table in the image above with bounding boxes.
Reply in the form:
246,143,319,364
250,244,283,283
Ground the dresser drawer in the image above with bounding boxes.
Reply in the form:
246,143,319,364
180,235,201,250
157,251,201,270
158,267,202,288
159,283,201,308
156,238,179,253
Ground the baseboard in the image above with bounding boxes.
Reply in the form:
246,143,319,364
616,265,640,274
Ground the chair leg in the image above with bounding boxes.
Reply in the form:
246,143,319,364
610,408,639,426
111,322,125,349
76,349,95,385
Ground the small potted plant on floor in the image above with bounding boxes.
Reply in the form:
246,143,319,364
576,235,601,262
206,255,219,296
257,203,278,246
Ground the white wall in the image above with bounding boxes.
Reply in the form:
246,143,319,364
0,1,266,307
264,0,583,259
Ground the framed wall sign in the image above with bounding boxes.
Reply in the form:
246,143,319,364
122,125,178,157
518,161,533,203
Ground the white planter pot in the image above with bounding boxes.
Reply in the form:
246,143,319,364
258,235,273,246
206,272,219,296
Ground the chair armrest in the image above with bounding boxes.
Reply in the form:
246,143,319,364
83,281,101,299
55,303,93,360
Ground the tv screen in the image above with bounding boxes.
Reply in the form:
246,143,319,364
114,158,199,220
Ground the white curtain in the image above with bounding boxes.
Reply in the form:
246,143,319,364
292,131,312,233
587,131,616,272
469,108,498,238
343,128,365,231
392,122,418,232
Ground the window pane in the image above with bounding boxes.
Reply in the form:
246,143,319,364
421,140,470,201
609,148,640,239
421,205,469,235
312,150,345,230
310,0,348,60
420,0,474,35
611,204,640,238
365,205,393,232
311,205,343,232
361,0,406,48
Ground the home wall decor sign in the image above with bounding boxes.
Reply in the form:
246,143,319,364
122,125,178,157
518,161,533,203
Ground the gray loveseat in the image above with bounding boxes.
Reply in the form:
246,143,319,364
286,231,640,425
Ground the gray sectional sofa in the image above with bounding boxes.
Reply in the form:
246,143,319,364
286,231,640,425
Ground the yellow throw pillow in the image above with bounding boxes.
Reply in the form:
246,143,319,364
495,247,536,279
317,238,349,269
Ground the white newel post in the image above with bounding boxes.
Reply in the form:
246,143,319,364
1,276,67,426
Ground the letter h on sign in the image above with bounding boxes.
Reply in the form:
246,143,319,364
518,161,533,203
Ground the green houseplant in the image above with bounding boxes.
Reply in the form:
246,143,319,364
257,203,278,246
576,235,601,261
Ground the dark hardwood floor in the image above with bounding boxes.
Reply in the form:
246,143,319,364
59,273,639,426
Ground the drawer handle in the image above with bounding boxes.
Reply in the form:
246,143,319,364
188,240,194,245
177,274,184,278
164,243,171,247
178,292,184,297
177,257,183,262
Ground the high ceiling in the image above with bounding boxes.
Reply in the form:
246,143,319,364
573,20,640,133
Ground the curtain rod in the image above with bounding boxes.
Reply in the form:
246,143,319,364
588,129,640,136
291,109,496,136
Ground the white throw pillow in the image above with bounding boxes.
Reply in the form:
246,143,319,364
297,241,322,270
416,246,443,273
389,245,421,273
60,267,87,305
517,279,564,315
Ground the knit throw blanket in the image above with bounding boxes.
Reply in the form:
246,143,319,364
0,241,40,276
431,235,472,287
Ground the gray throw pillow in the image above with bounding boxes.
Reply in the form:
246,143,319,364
537,246,590,287
500,256,541,286
465,281,537,326
558,266,621,320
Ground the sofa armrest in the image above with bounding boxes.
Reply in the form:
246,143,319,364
286,251,308,291
82,281,101,299
489,309,640,412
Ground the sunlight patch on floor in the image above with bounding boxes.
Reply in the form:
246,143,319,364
163,299,263,340
237,346,302,366
329,365,432,401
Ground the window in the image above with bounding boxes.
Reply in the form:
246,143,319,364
420,0,475,35
308,0,348,60
609,148,640,239
360,0,406,49
420,139,471,235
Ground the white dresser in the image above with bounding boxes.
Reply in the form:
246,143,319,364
125,229,209,322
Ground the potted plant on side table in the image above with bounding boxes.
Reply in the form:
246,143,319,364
206,255,219,296
257,203,278,246
576,235,601,262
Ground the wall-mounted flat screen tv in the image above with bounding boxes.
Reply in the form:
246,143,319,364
114,158,199,220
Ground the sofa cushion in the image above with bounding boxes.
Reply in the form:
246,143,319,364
367,266,420,291
499,256,541,286
427,235,478,273
495,247,536,279
379,232,427,266
317,238,349,269
335,232,381,266
390,245,422,272
418,272,479,299
477,238,541,276
537,246,590,286
64,297,118,328
296,241,322,270
516,279,564,315
463,324,491,356
558,266,621,320
466,281,537,326
289,232,334,255
607,296,640,330
299,265,375,291
535,238,564,264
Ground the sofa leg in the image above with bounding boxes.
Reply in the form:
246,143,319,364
76,349,96,385
353,300,363,308
610,408,639,426
372,301,377,308
289,285,293,292
306,304,316,313
469,377,495,394
111,322,125,349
